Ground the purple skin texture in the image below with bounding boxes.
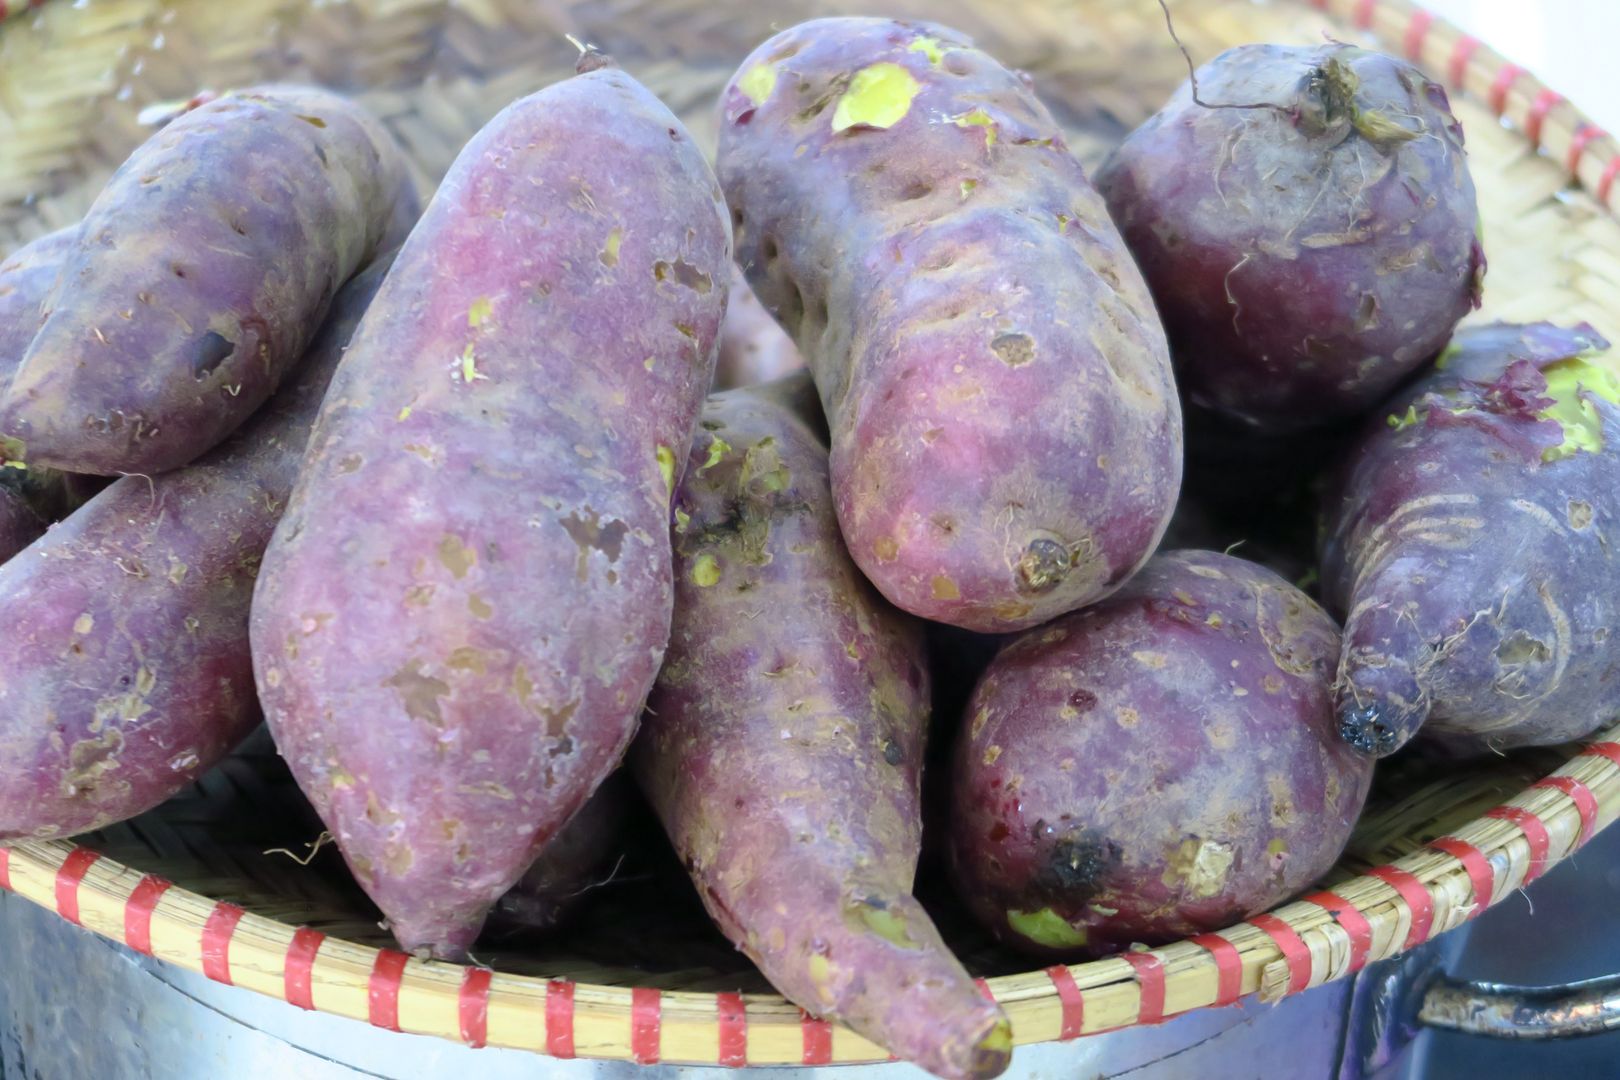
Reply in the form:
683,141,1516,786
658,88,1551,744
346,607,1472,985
633,374,1011,1080
717,17,1182,633
250,62,730,961
0,254,392,842
0,227,82,561
1322,323,1620,756
1096,43,1484,432
491,771,631,932
951,550,1372,960
0,86,417,476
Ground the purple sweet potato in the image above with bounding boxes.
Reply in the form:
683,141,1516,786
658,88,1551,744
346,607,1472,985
250,58,730,960
491,771,632,932
951,550,1372,958
0,227,82,562
718,17,1181,632
1096,43,1484,431
714,266,804,390
0,254,392,842
634,374,1010,1080
1322,323,1620,755
0,87,417,476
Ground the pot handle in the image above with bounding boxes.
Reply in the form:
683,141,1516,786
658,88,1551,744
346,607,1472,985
1418,973,1620,1039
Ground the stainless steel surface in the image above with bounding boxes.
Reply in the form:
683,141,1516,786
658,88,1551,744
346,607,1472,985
1342,928,1468,1078
1417,975,1620,1040
0,889,1420,1080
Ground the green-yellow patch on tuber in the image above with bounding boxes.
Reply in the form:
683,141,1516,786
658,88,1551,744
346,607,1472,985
1006,907,1087,948
700,435,732,472
1387,404,1420,430
738,63,778,107
831,63,921,133
953,108,998,147
690,553,721,587
1538,351,1620,461
850,899,922,949
656,445,677,498
907,37,947,65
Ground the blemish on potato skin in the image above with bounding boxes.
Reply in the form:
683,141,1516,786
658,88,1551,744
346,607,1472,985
1017,539,1072,594
990,331,1035,367
383,662,450,727
436,534,477,579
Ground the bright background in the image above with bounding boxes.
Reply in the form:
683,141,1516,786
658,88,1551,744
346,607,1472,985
1418,6,1620,1077
1423,0,1620,130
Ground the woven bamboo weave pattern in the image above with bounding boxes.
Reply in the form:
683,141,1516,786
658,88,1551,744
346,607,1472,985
2,0,1619,1065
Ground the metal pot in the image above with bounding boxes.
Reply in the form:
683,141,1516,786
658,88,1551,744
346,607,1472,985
0,886,1550,1080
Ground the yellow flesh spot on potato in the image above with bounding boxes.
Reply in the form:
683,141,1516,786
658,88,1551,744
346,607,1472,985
1007,908,1087,948
907,37,946,65
467,296,493,328
851,901,919,948
656,445,677,499
700,435,731,472
738,62,778,107
1387,404,1420,430
831,63,922,133
691,553,721,587
599,227,622,268
953,108,998,147
1539,351,1620,461
978,1023,1013,1055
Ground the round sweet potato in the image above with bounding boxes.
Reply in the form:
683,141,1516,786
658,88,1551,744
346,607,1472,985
1096,43,1483,431
951,549,1371,958
1323,323,1620,755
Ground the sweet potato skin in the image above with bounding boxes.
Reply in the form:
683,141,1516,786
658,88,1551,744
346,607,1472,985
250,68,729,960
1322,323,1620,755
491,771,632,932
718,17,1181,632
1096,44,1483,431
0,87,416,475
951,550,1371,959
713,266,804,390
0,254,391,842
0,227,81,562
634,374,1010,1080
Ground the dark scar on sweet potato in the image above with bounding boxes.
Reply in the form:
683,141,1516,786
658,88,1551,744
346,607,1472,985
192,331,235,379
1029,829,1122,907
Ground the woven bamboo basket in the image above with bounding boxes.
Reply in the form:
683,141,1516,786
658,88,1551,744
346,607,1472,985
3,0,1620,1068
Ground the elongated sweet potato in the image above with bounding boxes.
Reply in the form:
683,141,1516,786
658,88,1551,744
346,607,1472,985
1,227,82,562
714,266,803,390
951,550,1371,958
634,373,1009,1080
1323,323,1620,755
1096,43,1483,431
718,17,1181,632
0,254,392,842
0,87,416,476
250,57,730,960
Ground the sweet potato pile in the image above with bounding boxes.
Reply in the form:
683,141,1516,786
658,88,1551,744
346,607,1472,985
0,14,1610,1078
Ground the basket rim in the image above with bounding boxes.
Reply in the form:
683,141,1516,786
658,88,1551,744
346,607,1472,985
5,0,1620,1067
